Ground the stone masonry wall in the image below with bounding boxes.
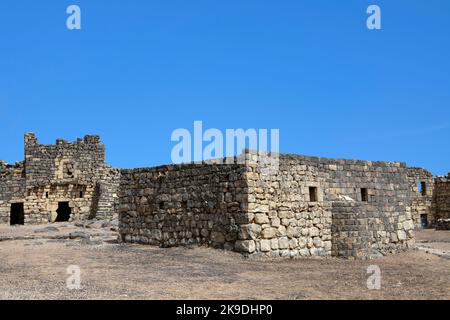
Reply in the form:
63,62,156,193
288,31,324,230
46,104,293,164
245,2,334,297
433,174,450,224
239,153,414,258
0,133,119,224
331,201,414,258
92,166,121,221
119,161,247,248
22,133,109,223
118,152,415,258
24,133,105,188
407,167,434,227
238,153,332,258
0,161,25,224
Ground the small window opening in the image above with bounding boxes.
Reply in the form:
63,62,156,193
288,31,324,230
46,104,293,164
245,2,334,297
66,167,73,178
159,202,164,209
309,187,318,202
79,191,83,198
45,192,49,199
361,188,368,202
64,162,74,179
418,181,427,196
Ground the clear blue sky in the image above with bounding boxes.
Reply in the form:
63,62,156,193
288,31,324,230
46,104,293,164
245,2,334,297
0,0,449,175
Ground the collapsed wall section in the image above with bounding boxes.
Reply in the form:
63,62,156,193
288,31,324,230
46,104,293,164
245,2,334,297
119,162,248,248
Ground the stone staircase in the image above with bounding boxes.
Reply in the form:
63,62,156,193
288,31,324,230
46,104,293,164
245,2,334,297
94,182,119,221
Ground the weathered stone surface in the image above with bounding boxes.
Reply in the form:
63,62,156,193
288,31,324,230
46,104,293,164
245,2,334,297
254,214,270,224
235,240,255,253
260,239,271,252
34,226,59,233
278,237,289,250
69,231,90,240
397,230,407,241
239,224,261,240
261,227,277,239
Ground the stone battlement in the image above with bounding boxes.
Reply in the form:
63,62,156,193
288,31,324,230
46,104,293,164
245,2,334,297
24,132,101,146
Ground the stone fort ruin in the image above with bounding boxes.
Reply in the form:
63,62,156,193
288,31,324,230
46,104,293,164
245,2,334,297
1,133,449,258
0,133,120,225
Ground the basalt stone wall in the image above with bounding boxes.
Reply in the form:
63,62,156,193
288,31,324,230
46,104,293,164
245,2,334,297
241,153,414,258
433,175,450,228
118,162,248,248
407,167,434,227
119,152,416,258
0,161,25,224
331,201,414,258
24,133,105,188
331,202,371,258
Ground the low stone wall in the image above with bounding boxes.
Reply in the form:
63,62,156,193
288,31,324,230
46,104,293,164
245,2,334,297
331,202,414,258
235,202,332,258
118,162,247,248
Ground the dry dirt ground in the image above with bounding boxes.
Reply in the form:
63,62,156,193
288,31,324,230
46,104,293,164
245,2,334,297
0,223,449,300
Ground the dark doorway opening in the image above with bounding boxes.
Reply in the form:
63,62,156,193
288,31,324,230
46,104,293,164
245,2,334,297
55,202,71,222
10,203,24,225
420,214,428,228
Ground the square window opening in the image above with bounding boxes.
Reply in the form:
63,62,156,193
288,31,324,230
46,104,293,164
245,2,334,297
361,188,368,202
